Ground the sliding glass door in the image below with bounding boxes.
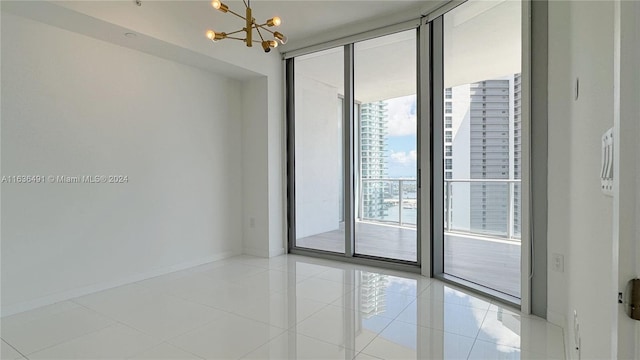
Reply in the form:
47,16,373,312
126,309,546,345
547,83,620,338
292,47,346,254
288,0,527,303
288,29,419,265
434,0,523,301
354,31,418,262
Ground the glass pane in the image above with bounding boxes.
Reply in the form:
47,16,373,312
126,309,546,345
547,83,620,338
294,47,345,253
354,30,417,262
443,0,522,298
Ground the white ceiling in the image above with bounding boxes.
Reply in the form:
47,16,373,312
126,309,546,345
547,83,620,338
295,0,522,102
156,0,428,45
296,30,417,103
444,0,521,88
4,0,521,94
17,0,436,80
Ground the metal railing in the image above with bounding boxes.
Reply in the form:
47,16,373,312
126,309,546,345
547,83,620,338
445,179,521,240
357,178,521,241
359,178,417,227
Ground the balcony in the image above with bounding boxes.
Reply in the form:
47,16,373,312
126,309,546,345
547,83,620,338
445,179,521,239
296,178,521,298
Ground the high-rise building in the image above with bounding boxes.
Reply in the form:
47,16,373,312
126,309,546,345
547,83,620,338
469,78,511,235
358,272,388,317
360,101,388,220
444,88,456,230
446,73,521,238
513,73,522,237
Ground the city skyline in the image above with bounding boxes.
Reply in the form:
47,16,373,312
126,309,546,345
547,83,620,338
376,94,417,179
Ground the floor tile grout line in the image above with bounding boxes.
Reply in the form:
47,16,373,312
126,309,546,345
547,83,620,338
67,299,224,357
227,289,350,331
134,280,234,307
0,301,84,331
4,302,116,358
289,298,334,327
19,320,118,358
413,295,494,313
160,309,244,346
158,289,337,344
388,305,483,343
126,268,318,333
2,338,30,359
198,268,270,284
154,303,285,345
5,255,559,360
309,273,435,301
184,277,344,328
472,337,560,359
466,305,491,360
233,328,289,360
135,270,238,291
471,303,563,358
283,327,363,356
75,276,224,313
200,302,322,333
146,341,205,360
354,293,420,355
355,349,386,360
269,289,403,356
240,329,359,359
231,257,284,269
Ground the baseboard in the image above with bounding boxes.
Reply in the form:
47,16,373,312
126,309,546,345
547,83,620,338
242,246,268,257
242,246,285,258
547,309,570,360
1,250,239,317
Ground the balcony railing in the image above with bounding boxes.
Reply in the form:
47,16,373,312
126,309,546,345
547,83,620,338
357,178,521,242
444,179,521,241
359,179,417,227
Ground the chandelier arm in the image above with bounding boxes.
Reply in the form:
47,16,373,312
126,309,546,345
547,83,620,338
226,9,246,21
254,24,266,42
207,0,282,52
255,24,276,35
225,29,245,36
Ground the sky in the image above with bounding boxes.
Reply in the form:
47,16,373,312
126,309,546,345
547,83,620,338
384,95,417,178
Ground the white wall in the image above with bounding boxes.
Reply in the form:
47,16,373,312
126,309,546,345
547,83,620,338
546,0,572,330
267,68,286,258
614,0,640,357
1,13,243,315
547,1,616,358
2,0,286,259
294,75,341,239
241,76,270,256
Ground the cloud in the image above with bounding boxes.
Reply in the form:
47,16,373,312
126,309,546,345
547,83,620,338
390,150,417,164
386,95,417,136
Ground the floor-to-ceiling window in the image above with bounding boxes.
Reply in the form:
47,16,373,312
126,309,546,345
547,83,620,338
291,47,346,254
434,0,523,302
287,0,526,305
354,31,418,262
287,28,420,265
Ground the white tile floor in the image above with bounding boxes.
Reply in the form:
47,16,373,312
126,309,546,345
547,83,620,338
0,254,565,360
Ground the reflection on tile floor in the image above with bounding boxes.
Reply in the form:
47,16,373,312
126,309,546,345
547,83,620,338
0,254,564,359
296,222,521,297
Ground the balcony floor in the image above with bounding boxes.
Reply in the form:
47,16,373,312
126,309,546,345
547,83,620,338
296,221,520,298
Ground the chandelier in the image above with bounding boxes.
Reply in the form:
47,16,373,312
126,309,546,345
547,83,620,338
205,0,288,53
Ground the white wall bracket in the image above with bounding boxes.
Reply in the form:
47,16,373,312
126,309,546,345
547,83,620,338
601,127,614,196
